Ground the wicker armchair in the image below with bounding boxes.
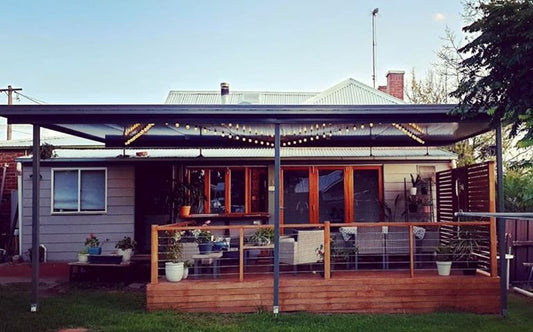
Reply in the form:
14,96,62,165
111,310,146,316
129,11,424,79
279,230,324,266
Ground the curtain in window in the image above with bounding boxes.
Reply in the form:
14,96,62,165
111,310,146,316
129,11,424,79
80,170,105,211
53,171,78,211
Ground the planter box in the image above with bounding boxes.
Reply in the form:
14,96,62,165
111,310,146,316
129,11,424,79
88,254,123,264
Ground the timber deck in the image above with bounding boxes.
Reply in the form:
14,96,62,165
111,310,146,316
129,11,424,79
146,270,500,314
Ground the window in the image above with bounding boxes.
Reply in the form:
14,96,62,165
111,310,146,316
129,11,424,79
52,168,107,213
281,166,383,224
187,167,268,214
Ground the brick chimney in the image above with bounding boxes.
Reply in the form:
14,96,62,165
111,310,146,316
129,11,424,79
384,70,404,100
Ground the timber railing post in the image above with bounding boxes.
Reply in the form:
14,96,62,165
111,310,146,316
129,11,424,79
151,225,159,284
324,221,331,279
409,224,414,278
490,218,498,277
239,227,244,282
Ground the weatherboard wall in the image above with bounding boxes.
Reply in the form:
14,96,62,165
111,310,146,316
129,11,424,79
21,165,134,262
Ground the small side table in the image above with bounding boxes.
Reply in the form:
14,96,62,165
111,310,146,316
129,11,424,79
192,252,223,278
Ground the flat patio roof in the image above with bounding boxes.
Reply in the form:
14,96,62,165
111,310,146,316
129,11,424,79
0,104,491,148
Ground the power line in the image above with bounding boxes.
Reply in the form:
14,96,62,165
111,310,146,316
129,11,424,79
14,91,47,105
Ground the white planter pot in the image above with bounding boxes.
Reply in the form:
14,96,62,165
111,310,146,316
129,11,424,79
78,253,89,263
117,248,133,262
436,261,452,276
410,187,418,196
165,262,184,282
183,267,189,279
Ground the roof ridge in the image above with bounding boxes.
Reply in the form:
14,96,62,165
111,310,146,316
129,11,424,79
302,78,405,105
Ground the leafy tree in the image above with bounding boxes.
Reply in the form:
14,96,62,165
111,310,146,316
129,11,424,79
451,0,533,147
503,167,533,212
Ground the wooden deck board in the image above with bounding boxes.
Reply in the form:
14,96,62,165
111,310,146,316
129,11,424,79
146,271,500,314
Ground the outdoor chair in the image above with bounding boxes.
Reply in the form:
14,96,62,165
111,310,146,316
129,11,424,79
353,226,386,269
279,230,324,273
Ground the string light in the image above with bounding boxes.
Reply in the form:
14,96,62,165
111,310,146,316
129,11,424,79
125,123,154,146
392,123,425,144
124,123,141,136
408,123,424,134
185,124,190,130
175,122,180,128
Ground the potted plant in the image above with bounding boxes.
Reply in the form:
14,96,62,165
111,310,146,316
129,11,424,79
165,231,184,282
249,227,275,246
452,226,482,275
435,244,453,276
115,236,137,262
410,174,422,196
78,247,89,263
85,233,101,255
167,176,205,219
194,229,214,254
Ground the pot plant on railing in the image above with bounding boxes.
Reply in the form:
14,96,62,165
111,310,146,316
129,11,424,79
85,233,101,255
115,236,137,262
435,243,453,276
165,231,184,282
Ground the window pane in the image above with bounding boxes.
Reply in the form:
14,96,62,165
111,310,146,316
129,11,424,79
283,170,309,224
250,168,268,212
210,169,225,213
230,169,245,213
189,169,205,213
53,170,78,211
319,169,344,222
353,170,380,222
80,170,105,211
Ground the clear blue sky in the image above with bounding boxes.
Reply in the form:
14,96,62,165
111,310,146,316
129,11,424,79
1,0,465,105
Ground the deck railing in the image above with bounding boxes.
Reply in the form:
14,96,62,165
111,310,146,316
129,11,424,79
150,220,497,284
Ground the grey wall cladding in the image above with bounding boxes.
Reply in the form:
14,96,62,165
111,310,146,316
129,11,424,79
21,165,135,261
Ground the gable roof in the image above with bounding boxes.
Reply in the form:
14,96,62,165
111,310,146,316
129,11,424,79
303,78,404,105
165,77,402,105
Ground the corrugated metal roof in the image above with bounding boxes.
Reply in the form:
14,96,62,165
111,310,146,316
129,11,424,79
303,79,404,105
20,147,455,161
165,91,317,105
0,135,103,149
165,78,402,105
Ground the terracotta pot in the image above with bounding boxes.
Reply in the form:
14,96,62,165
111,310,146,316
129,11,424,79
179,206,191,218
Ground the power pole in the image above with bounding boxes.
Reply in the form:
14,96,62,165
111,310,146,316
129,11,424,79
0,85,22,140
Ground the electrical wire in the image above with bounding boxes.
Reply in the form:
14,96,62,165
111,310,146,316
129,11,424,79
13,91,47,104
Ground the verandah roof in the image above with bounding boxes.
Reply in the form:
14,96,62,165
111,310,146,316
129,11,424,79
0,104,491,148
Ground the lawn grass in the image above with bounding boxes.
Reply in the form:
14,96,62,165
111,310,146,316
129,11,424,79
1,283,533,332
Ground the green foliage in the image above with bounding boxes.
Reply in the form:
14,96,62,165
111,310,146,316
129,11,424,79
84,233,100,248
451,0,533,147
504,168,533,212
249,227,275,245
435,244,453,262
165,231,183,263
166,175,205,219
451,226,483,261
115,236,137,250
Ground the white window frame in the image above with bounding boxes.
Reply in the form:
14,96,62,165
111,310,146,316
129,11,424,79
51,168,108,214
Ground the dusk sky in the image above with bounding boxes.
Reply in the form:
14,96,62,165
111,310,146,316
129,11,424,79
1,1,467,106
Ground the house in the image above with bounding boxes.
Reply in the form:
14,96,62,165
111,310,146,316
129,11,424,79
0,72,503,314
12,71,458,260
0,135,102,253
